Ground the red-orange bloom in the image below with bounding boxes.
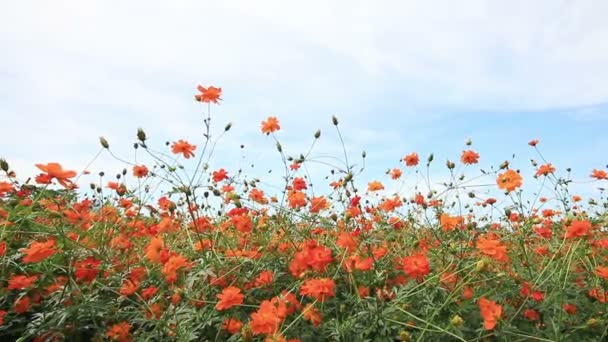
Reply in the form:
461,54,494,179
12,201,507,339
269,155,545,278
478,297,502,330
302,304,323,326
212,168,229,182
403,152,419,167
8,275,38,290
106,322,132,342
171,140,196,159
594,266,608,280
132,165,148,178
461,150,480,164
35,162,77,188
367,181,384,192
591,169,608,180
390,168,402,179
402,254,431,279
287,190,307,209
161,254,190,283
215,286,244,311
74,257,101,283
440,213,464,232
476,234,509,262
20,239,58,263
221,318,243,334
536,163,556,177
309,196,329,213
261,116,281,134
145,237,165,263
250,300,283,335
300,278,335,302
565,219,592,239
195,85,222,104
496,169,523,192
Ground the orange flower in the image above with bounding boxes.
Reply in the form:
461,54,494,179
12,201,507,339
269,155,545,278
8,275,38,290
132,165,148,178
591,169,608,180
461,150,479,164
195,85,222,104
161,254,190,283
565,219,592,239
254,270,274,288
595,266,608,280
309,196,329,213
119,279,140,296
402,254,431,279
367,181,384,192
496,169,522,192
250,300,283,335
528,139,539,146
403,152,419,167
261,116,281,134
215,286,244,311
0,181,13,195
300,278,336,302
287,190,306,209
14,296,31,314
390,168,402,179
35,162,77,188
212,168,229,182
440,213,464,232
302,304,322,326
478,297,502,330
171,140,196,159
74,257,101,283
476,234,509,262
221,318,243,334
20,239,58,263
106,322,132,342
145,237,165,263
536,163,555,177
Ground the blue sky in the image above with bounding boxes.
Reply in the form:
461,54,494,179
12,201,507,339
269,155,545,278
1,0,607,203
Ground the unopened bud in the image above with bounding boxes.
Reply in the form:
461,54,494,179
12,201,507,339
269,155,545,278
99,136,110,149
0,158,8,172
446,160,455,169
314,129,321,139
362,151,366,158
427,153,434,163
450,315,464,327
137,128,147,142
476,258,489,272
499,161,509,170
225,122,232,131
276,142,282,153
332,115,339,126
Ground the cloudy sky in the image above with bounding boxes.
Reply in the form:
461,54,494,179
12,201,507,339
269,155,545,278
1,0,607,201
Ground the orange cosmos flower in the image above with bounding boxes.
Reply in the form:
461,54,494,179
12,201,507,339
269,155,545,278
20,239,58,263
261,116,281,134
119,279,140,296
402,254,431,279
440,213,464,232
403,152,419,167
287,190,307,209
390,168,402,179
536,163,555,177
132,165,148,178
254,270,274,288
8,275,38,290
35,162,77,188
300,278,336,302
215,286,244,311
171,140,196,159
367,181,384,192
591,169,608,180
309,196,329,213
565,219,592,239
74,257,101,283
250,300,283,335
14,296,31,314
106,322,132,342
461,150,479,164
528,139,539,146
161,254,190,283
476,234,509,262
0,181,13,195
195,85,222,104
302,304,322,326
478,297,502,330
496,169,522,192
595,266,608,280
221,318,243,334
212,168,229,182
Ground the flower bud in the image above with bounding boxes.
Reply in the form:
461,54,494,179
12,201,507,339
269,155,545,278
332,115,339,126
314,129,321,139
276,142,282,153
476,258,489,272
446,160,455,169
0,158,8,172
137,128,147,142
99,136,110,149
224,122,232,131
450,315,464,327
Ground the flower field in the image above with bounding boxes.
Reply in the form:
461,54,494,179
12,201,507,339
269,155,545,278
1,86,608,342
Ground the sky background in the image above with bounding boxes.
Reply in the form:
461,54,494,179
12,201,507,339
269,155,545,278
1,0,607,203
